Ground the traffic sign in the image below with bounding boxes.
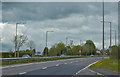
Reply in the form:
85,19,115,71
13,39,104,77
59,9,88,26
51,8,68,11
79,50,81,54
64,49,67,53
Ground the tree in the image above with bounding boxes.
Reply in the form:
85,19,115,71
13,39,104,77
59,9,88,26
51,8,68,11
84,40,96,55
43,47,48,56
14,34,28,52
68,40,74,48
48,45,57,56
71,45,81,55
56,42,66,56
110,46,119,59
66,45,72,55
13,34,28,57
32,48,36,56
27,40,35,51
48,42,66,56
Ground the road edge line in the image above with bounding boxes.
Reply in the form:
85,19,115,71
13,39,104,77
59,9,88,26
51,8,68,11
75,60,101,75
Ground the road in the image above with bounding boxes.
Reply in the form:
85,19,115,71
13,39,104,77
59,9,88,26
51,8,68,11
2,57,103,76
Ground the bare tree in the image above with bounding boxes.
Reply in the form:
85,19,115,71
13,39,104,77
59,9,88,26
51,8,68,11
27,40,35,51
14,34,28,57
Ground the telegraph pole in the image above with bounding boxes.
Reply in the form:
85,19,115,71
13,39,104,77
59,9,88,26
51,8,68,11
102,0,104,60
80,40,81,46
66,37,68,46
15,23,18,58
46,31,48,47
109,22,112,47
115,30,116,45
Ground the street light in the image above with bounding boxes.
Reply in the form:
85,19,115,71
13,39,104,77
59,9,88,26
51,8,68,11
15,22,26,58
112,30,117,46
0,37,3,52
109,22,112,47
101,21,112,48
46,31,54,47
66,37,68,46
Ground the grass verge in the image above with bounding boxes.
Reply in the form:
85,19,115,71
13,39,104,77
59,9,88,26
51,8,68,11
89,58,119,72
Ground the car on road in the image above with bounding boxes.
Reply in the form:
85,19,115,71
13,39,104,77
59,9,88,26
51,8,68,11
90,55,94,57
60,54,66,57
22,55,31,58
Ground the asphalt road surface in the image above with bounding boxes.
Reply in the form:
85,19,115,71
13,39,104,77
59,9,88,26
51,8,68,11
2,57,103,76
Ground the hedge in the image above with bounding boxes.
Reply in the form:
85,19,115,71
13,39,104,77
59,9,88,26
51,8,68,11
1,52,34,58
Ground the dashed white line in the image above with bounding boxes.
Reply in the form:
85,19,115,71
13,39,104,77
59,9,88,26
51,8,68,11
56,64,59,66
19,72,26,75
42,67,47,69
64,63,67,64
76,61,78,62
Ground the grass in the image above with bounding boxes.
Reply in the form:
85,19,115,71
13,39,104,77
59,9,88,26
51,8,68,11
89,58,119,72
1,56,92,66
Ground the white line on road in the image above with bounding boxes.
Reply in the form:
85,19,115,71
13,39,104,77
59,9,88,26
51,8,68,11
71,62,73,63
88,69,103,75
42,67,47,69
75,61,99,75
64,63,67,64
19,72,26,75
76,61,78,62
56,64,59,66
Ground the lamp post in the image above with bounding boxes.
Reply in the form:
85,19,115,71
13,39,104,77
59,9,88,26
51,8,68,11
0,37,3,52
66,37,68,46
80,40,81,46
115,30,116,46
101,21,112,48
45,31,54,56
112,30,117,46
46,31,54,48
15,22,25,58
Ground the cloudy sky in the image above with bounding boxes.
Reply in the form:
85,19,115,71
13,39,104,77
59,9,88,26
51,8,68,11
0,2,118,52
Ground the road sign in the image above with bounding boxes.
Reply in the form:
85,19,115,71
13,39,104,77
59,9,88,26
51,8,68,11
64,49,67,53
64,49,67,51
79,50,81,54
35,52,41,55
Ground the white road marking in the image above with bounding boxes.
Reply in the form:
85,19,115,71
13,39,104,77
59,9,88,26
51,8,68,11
2,59,72,68
56,64,59,66
42,67,47,69
64,63,67,64
71,62,73,63
88,69,103,75
76,61,78,62
75,61,99,75
19,72,26,75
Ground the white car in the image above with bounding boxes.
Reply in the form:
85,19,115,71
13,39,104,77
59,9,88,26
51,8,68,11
22,55,31,58
90,55,94,57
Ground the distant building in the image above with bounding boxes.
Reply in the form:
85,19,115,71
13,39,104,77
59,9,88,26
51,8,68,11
35,51,42,56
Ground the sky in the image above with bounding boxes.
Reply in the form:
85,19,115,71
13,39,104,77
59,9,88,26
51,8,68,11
0,2,118,53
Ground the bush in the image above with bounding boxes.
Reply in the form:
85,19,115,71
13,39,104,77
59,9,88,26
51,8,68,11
110,46,119,59
2,52,33,58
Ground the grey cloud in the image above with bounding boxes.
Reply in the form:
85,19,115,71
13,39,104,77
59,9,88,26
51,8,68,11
2,2,118,22
1,2,118,52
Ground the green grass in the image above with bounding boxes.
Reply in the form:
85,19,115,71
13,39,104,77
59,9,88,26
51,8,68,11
89,58,119,72
1,56,91,66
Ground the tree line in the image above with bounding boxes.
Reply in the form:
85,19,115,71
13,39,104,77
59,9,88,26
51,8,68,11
43,40,98,56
